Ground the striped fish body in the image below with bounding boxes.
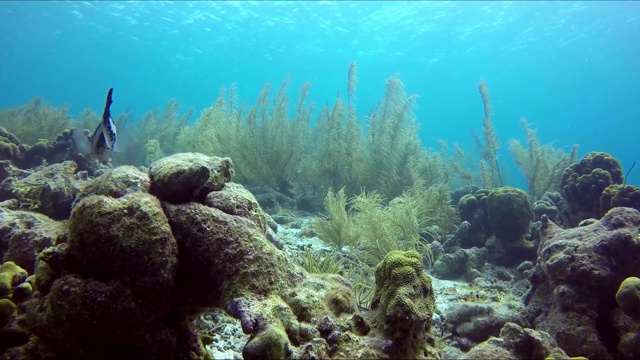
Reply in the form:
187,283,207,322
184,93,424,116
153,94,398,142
89,88,117,162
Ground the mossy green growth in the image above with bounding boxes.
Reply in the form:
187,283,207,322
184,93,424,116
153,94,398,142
0,298,17,327
486,186,532,244
0,261,28,299
616,277,640,322
242,324,289,360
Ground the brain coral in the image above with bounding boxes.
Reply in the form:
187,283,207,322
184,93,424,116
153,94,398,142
371,250,436,359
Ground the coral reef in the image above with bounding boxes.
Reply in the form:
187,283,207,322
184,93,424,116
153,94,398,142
524,207,640,359
2,152,445,360
453,188,492,248
560,151,623,226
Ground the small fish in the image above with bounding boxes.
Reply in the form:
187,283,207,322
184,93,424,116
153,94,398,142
71,88,117,163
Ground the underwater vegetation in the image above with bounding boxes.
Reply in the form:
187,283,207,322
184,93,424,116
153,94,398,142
1,63,640,360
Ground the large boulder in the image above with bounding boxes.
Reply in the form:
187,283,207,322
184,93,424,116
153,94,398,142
524,207,640,359
0,208,66,274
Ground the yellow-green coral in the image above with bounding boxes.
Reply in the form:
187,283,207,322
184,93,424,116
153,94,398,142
372,251,434,321
0,261,28,299
616,277,640,322
348,182,454,266
371,250,435,359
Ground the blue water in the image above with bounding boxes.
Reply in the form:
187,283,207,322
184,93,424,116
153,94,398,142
1,1,639,187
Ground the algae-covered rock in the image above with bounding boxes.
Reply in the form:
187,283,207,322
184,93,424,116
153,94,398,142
524,207,640,359
0,262,28,300
447,301,523,343
25,192,181,360
432,247,487,281
464,322,574,360
616,277,640,322
204,182,267,233
242,324,289,360
164,201,298,312
149,152,234,203
283,273,356,323
0,207,66,274
68,192,178,304
72,165,150,208
0,161,82,220
26,274,178,360
0,298,17,328
371,250,435,359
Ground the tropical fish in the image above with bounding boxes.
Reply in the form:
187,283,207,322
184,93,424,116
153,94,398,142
71,88,117,162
